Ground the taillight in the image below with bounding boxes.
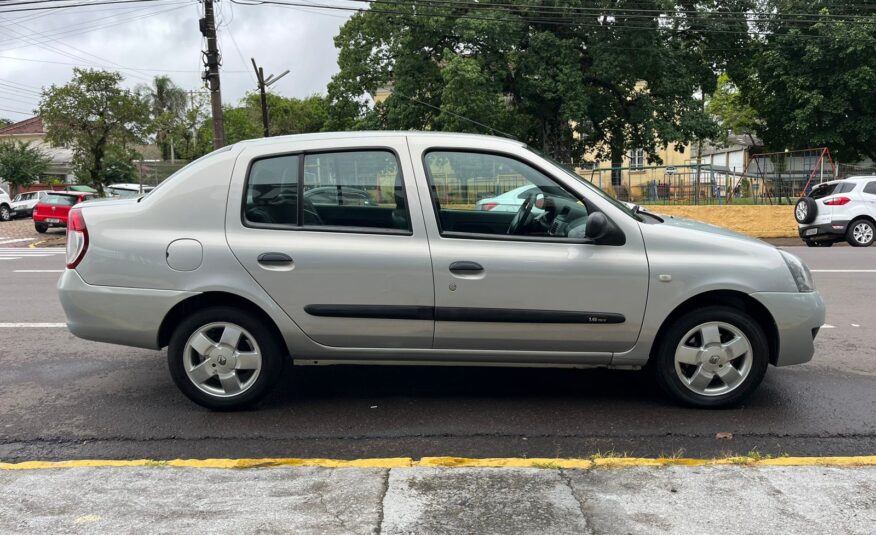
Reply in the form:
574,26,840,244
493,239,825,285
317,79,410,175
66,208,88,269
481,202,498,211
824,196,851,206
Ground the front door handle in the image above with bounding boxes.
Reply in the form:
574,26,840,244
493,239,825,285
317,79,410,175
449,261,484,274
258,252,293,265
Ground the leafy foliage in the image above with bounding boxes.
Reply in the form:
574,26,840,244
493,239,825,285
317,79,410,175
0,140,51,194
326,1,753,167
138,75,189,160
706,73,761,139
732,1,876,161
38,69,150,194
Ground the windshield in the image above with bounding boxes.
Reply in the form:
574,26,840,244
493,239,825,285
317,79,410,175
525,146,642,221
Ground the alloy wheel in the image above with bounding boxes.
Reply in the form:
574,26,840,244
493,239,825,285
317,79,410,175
852,222,874,245
795,202,807,222
0,206,9,221
674,321,753,397
183,322,263,398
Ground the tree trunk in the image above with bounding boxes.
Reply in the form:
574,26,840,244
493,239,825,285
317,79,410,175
610,142,625,188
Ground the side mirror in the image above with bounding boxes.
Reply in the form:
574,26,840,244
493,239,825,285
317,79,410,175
585,212,625,245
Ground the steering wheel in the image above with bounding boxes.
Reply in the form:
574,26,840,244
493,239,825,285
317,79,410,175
507,191,537,235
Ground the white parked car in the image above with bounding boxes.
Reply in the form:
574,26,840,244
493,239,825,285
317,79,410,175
10,190,52,218
0,187,11,222
476,185,541,212
795,176,876,247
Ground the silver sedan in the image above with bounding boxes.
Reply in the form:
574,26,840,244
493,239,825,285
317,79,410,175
58,132,825,410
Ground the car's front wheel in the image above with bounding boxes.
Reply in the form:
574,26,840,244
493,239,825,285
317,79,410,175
651,306,769,408
846,219,874,247
167,306,286,410
0,205,10,222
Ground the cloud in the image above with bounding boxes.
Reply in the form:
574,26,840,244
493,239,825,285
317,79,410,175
0,1,351,118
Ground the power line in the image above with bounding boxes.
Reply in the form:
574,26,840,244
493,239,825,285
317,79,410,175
0,106,32,115
0,0,175,14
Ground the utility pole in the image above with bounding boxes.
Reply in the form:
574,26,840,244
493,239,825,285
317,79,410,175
251,57,290,138
201,0,225,148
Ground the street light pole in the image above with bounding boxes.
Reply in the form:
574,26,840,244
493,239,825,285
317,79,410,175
251,57,290,138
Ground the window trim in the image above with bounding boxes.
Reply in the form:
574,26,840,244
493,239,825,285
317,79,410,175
241,146,413,236
421,148,609,245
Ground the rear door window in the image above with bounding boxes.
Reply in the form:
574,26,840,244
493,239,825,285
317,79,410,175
809,183,839,200
244,155,300,227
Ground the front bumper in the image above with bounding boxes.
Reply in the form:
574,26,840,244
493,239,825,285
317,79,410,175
750,291,826,366
58,269,198,350
798,220,848,241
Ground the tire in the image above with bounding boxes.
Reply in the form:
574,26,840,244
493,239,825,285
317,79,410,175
804,239,833,247
0,204,10,222
794,197,817,224
34,223,48,233
651,306,769,408
167,306,286,411
846,219,874,247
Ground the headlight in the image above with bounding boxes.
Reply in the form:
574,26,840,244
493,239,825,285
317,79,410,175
780,250,815,292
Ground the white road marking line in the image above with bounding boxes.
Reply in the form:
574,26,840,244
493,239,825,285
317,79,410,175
851,324,860,328
0,254,51,257
811,269,876,273
13,270,64,273
0,238,33,245
821,324,835,329
0,257,21,261
0,323,66,328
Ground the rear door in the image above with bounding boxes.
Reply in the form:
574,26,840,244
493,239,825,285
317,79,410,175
225,136,435,349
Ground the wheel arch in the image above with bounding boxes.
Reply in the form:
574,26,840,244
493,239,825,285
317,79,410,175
650,290,780,366
158,291,286,351
849,213,876,227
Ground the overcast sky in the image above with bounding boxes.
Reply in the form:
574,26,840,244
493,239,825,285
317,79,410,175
0,1,353,121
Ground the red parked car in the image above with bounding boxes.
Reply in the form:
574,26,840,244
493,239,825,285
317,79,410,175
33,192,95,233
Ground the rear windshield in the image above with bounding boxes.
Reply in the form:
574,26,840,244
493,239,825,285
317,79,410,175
43,195,79,206
810,182,854,199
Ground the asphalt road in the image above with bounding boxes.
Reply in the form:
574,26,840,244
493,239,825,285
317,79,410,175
1,245,874,461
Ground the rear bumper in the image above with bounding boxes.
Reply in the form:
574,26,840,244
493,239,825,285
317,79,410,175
750,291,826,366
798,220,848,241
58,269,198,350
33,214,67,227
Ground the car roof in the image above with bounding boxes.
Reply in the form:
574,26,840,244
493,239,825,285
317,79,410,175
842,176,876,182
235,130,525,149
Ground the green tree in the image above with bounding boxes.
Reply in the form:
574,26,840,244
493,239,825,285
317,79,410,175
706,73,761,141
0,140,51,194
0,118,12,129
327,1,752,176
242,93,329,136
38,69,149,195
732,1,876,161
138,75,188,161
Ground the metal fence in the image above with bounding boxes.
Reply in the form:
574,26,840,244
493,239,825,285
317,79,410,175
135,160,191,187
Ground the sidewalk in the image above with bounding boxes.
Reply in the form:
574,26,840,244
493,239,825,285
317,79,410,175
1,462,873,534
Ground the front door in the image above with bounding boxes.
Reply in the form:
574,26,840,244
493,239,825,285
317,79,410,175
410,144,649,357
226,137,435,349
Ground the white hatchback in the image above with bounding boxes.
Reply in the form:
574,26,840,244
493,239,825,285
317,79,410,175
795,176,876,247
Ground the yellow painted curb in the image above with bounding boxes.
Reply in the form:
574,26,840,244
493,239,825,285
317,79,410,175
2,456,875,471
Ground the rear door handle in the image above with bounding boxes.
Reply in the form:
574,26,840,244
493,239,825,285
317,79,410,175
258,252,293,265
449,261,484,274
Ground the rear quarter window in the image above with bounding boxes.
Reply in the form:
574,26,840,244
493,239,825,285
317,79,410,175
864,181,876,195
809,183,838,200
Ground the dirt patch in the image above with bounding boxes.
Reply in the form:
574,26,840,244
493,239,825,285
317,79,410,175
648,205,798,238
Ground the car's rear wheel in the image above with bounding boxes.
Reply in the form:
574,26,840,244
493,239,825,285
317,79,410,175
804,238,833,247
651,306,769,408
846,219,874,247
34,223,48,233
0,205,10,222
167,306,286,410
